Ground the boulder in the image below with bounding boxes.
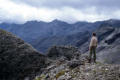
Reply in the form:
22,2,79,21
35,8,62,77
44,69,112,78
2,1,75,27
47,46,81,60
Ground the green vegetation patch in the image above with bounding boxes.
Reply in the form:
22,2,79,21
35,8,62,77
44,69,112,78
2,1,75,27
34,74,46,80
55,70,66,79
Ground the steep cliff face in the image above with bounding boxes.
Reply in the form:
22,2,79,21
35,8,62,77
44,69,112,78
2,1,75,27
0,29,49,80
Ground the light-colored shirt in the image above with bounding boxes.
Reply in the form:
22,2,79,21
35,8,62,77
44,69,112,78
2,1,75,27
89,36,98,47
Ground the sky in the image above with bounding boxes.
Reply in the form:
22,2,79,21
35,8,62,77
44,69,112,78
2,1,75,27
0,0,120,23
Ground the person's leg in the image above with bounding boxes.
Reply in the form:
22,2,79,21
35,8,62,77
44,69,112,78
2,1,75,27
93,47,96,63
89,47,93,63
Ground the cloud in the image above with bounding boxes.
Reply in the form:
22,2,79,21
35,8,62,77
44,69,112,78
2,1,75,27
0,0,120,23
12,0,120,10
0,0,61,23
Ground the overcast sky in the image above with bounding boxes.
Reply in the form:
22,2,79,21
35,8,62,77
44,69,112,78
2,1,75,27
0,0,120,23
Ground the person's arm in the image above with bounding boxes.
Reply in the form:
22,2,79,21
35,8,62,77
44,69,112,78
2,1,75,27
96,39,98,47
89,37,93,50
96,38,98,47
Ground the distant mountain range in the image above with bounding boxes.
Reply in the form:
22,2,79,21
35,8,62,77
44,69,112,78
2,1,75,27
0,19,120,53
0,19,102,52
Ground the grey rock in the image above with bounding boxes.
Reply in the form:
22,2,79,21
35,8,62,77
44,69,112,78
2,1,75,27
67,60,84,69
47,46,81,60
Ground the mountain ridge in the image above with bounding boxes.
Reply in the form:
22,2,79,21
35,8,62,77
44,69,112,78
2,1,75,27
0,19,104,52
0,19,120,53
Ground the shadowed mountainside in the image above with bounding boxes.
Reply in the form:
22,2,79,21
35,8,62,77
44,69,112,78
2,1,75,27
0,29,49,80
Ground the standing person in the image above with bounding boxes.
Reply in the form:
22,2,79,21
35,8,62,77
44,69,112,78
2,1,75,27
89,32,98,63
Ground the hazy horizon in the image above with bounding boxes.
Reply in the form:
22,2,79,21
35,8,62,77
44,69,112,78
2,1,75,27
1,18,120,25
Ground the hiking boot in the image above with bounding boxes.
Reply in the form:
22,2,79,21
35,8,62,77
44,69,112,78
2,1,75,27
94,60,96,63
88,59,91,63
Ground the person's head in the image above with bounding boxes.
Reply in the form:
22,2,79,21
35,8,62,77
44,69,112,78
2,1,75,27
92,32,96,36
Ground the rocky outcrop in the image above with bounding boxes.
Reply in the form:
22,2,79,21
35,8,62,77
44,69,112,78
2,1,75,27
67,60,84,69
0,29,49,80
97,26,115,42
47,46,81,60
105,32,120,44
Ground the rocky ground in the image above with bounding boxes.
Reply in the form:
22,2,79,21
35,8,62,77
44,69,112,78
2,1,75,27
34,46,120,80
34,61,120,80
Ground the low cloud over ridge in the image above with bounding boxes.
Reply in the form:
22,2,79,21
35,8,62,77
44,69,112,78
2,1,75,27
0,0,120,23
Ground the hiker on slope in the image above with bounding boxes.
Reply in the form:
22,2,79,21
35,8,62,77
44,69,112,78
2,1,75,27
89,32,98,63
